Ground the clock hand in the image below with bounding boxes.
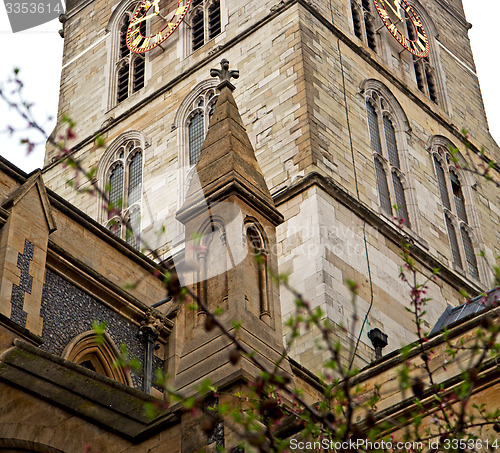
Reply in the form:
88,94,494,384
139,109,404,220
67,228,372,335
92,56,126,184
152,0,168,21
131,11,158,25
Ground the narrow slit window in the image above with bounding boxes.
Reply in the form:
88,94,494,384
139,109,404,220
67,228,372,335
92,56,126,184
189,112,205,165
192,10,204,51
446,216,462,268
434,157,451,210
367,101,382,154
128,152,143,205
461,227,478,279
208,1,221,39
450,171,467,223
375,158,392,215
392,171,409,225
108,163,124,218
383,116,400,168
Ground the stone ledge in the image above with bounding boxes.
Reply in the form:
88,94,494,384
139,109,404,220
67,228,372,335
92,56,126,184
274,171,484,295
0,339,179,441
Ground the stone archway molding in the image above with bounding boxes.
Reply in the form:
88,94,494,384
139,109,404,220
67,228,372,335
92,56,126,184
0,438,66,452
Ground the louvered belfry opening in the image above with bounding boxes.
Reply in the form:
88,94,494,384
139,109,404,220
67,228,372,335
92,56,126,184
117,15,146,103
375,158,392,215
192,9,204,51
117,63,129,103
361,0,376,52
208,1,221,39
461,227,478,278
366,100,382,154
383,116,400,168
119,16,130,59
351,1,363,41
133,57,145,93
190,0,222,52
405,11,438,104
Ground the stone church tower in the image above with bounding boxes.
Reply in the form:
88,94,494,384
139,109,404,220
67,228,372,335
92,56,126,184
43,0,500,372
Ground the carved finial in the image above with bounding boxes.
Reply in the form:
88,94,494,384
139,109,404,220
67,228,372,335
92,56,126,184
210,59,239,91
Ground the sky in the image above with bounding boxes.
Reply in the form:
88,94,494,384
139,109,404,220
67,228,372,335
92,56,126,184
0,0,498,173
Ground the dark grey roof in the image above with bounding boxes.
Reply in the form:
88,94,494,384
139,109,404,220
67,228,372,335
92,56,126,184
430,287,500,335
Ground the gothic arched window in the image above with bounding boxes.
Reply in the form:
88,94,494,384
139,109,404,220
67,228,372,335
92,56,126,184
62,331,132,386
404,12,438,104
366,93,409,225
186,88,219,166
107,4,147,107
188,0,222,53
174,82,220,206
400,4,448,109
100,136,144,248
350,0,377,52
433,145,480,280
117,13,145,103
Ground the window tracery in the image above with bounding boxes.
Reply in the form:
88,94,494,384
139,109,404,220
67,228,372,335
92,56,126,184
400,3,448,109
366,92,410,226
432,144,480,280
98,133,145,248
116,10,145,103
186,88,219,166
106,2,148,108
188,0,222,53
351,0,377,52
404,12,438,103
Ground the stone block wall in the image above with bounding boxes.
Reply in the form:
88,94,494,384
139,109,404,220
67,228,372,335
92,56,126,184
42,0,500,373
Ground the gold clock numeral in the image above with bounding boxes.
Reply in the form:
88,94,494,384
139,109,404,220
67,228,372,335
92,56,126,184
167,22,177,31
175,5,189,15
385,0,403,21
405,8,422,26
141,37,151,48
132,35,143,48
379,8,390,21
387,23,397,34
129,27,140,37
415,36,427,52
155,31,163,43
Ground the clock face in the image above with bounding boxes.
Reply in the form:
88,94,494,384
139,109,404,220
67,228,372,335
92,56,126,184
126,0,192,53
372,0,429,58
